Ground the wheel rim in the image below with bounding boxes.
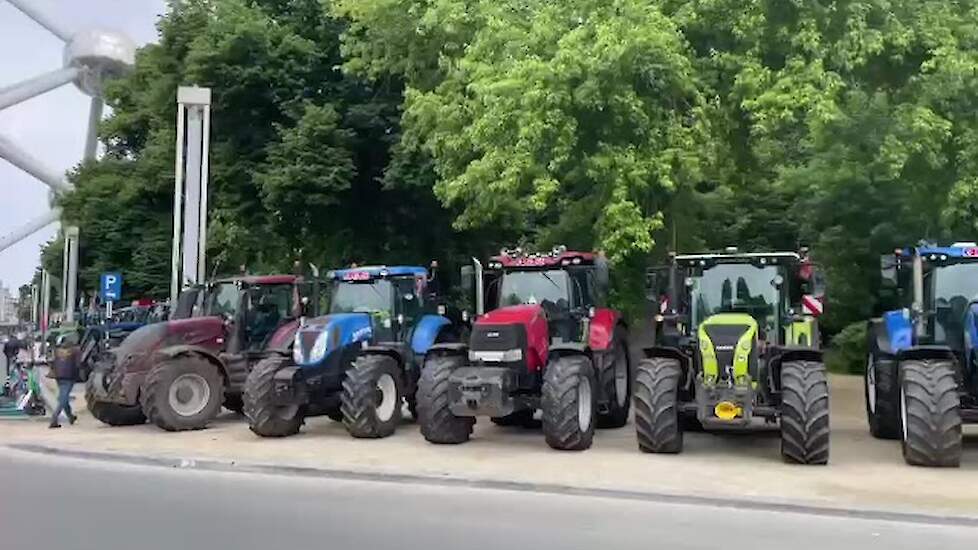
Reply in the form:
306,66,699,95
614,343,628,408
578,375,592,432
375,373,397,422
168,373,211,417
900,384,909,441
275,404,299,421
866,355,877,414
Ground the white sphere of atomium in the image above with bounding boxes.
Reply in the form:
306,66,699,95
63,28,136,98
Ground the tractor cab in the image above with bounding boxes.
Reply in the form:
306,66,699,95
326,266,430,344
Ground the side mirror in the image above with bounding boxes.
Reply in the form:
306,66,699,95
880,254,898,288
396,314,405,325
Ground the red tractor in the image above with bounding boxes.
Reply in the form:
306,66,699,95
417,248,630,450
86,274,310,431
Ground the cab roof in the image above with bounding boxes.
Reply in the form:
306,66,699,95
675,252,800,267
488,249,597,269
898,245,978,260
328,266,428,281
213,274,298,285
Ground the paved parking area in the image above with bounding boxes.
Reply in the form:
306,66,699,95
2,374,977,518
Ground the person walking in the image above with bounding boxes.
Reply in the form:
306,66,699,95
48,340,79,428
2,335,19,384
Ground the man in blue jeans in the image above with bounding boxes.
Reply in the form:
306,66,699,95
49,340,79,428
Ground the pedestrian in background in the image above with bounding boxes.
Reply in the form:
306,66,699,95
48,338,79,428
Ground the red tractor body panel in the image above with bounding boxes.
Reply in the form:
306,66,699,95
476,305,549,371
267,319,300,350
162,317,225,350
588,308,619,351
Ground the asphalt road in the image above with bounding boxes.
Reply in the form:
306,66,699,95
0,449,975,550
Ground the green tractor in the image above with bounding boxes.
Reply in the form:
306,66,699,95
637,249,829,464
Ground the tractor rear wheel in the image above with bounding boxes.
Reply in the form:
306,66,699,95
141,356,224,431
542,355,597,451
633,357,683,453
491,409,538,428
341,354,402,438
865,354,900,439
899,360,961,467
780,361,830,465
85,376,145,426
244,356,303,437
597,329,630,429
418,354,474,444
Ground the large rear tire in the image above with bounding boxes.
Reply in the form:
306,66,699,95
542,355,597,451
899,360,961,467
418,354,474,444
244,356,303,437
85,376,145,426
865,354,900,439
141,356,224,431
633,357,683,453
341,354,402,438
780,360,830,465
597,329,630,429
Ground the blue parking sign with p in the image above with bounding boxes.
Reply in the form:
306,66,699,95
100,272,123,302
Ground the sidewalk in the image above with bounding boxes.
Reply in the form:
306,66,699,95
3,374,977,520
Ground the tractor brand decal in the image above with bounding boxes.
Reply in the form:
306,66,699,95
802,294,824,316
511,256,549,266
343,271,371,281
966,247,978,257
352,326,372,342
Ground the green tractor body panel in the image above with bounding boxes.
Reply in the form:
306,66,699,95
785,317,817,348
697,313,757,385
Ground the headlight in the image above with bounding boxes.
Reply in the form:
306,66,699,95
309,330,329,364
468,348,523,362
292,338,303,363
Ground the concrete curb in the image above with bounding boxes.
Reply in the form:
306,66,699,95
9,442,978,527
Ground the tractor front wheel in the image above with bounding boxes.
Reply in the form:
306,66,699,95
899,360,961,467
244,356,303,437
341,354,403,438
85,376,145,426
141,356,224,431
780,360,830,465
633,357,683,453
597,329,630,429
542,355,597,451
865,354,900,439
418,354,474,444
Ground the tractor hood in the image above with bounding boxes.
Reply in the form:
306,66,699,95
293,313,373,367
697,313,758,383
107,316,224,376
474,305,549,371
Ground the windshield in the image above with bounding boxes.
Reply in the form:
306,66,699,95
499,270,571,308
690,263,781,339
204,282,240,317
925,262,978,345
330,280,394,315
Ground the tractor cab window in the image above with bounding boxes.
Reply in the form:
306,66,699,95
690,264,781,341
925,262,978,346
244,284,295,350
499,269,573,310
393,276,424,328
330,279,395,317
204,282,241,319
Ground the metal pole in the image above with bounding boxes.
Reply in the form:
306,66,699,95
0,66,80,111
40,270,50,358
30,285,38,327
83,97,103,161
181,106,203,289
197,104,211,283
0,134,71,192
63,227,79,323
5,0,73,42
0,209,60,253
169,104,186,305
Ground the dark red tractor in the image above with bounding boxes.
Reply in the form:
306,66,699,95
86,275,309,431
417,247,630,450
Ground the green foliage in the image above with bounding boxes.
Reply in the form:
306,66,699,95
825,322,867,375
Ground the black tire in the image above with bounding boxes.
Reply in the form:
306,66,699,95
244,356,303,437
780,360,830,465
865,354,900,439
899,360,961,467
542,355,597,451
85,376,145,426
140,355,224,432
341,354,402,438
418,354,474,444
633,357,683,453
597,329,631,429
491,408,538,428
406,394,419,421
224,393,244,415
325,406,344,422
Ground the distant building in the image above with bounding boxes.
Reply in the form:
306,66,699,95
0,281,18,327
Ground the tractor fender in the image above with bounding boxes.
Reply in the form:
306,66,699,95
777,347,824,365
360,344,407,370
425,343,468,360
411,315,453,355
548,342,590,360
641,345,687,365
587,308,621,351
896,346,957,363
155,344,224,369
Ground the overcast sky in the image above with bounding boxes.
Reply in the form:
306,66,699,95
0,0,166,293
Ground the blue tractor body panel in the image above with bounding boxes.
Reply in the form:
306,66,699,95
883,310,914,353
411,315,452,355
293,313,373,368
329,266,428,280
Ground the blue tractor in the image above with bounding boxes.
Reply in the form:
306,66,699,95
244,265,465,438
866,242,978,467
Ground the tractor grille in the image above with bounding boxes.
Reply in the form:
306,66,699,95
704,324,751,379
470,324,527,354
